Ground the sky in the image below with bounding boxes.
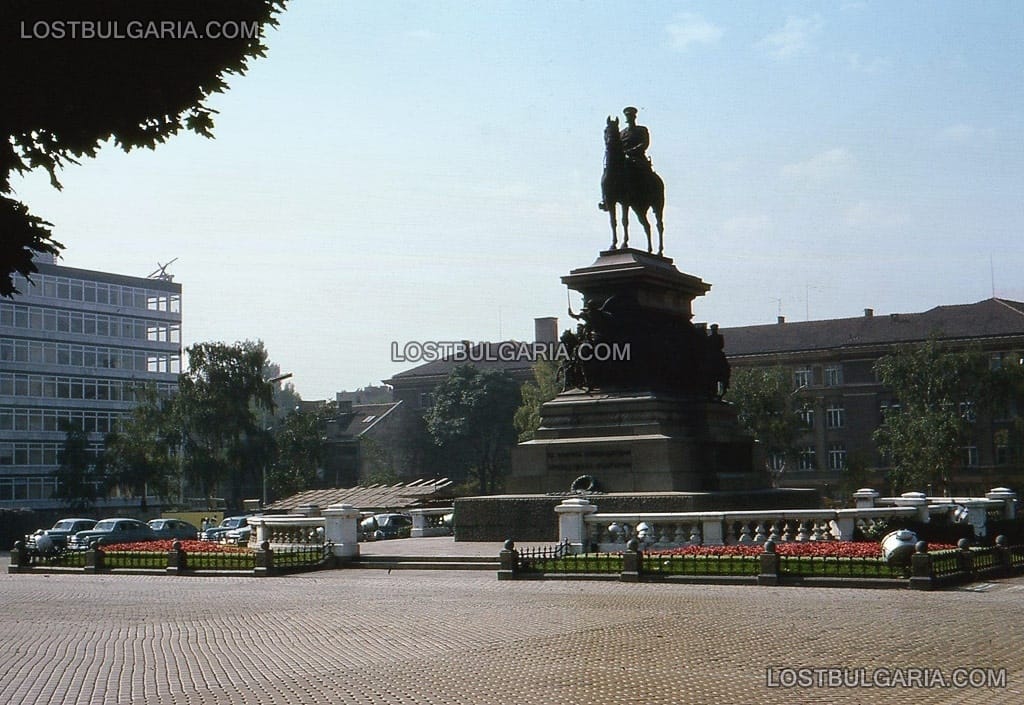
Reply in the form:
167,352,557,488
10,1,1024,401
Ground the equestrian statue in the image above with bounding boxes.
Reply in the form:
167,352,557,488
599,106,666,256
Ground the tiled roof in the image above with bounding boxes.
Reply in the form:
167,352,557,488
721,298,1024,358
343,401,402,437
266,478,454,513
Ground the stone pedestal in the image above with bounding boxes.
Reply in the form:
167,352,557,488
508,247,759,495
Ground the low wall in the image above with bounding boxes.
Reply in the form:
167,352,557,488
455,488,819,542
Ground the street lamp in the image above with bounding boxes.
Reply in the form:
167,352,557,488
262,373,293,505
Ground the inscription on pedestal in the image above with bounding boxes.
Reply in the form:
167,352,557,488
546,448,633,475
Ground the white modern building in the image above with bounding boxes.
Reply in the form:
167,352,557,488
0,255,182,509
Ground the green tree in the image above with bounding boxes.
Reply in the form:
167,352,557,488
873,339,992,493
0,0,286,296
425,365,521,495
513,359,560,442
52,423,100,512
177,341,275,506
268,403,334,500
724,366,805,485
103,385,179,510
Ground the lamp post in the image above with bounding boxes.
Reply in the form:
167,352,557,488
262,373,292,506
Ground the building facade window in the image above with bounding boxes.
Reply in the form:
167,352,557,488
824,365,843,387
797,406,814,429
798,446,816,470
793,368,811,390
828,443,846,470
826,404,845,429
962,446,979,468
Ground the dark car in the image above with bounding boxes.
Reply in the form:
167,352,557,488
199,515,250,542
68,518,158,550
25,518,97,554
147,518,199,541
359,513,413,541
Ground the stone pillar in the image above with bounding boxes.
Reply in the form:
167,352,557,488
323,503,361,561
251,517,271,546
960,500,990,538
701,513,725,546
894,491,930,523
555,498,597,554
909,541,934,591
757,540,779,586
852,488,880,510
986,487,1018,520
166,540,188,575
621,539,642,583
498,540,518,581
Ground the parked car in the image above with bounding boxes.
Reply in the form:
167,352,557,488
25,518,97,554
359,513,413,541
223,525,253,546
68,518,158,550
199,515,250,542
147,518,199,541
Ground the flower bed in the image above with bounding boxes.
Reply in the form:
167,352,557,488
653,541,957,558
102,540,251,554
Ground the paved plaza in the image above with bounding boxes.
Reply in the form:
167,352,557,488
1,542,1022,705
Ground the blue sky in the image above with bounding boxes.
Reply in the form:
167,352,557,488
12,1,1024,400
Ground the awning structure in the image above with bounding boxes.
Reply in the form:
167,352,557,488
266,478,454,513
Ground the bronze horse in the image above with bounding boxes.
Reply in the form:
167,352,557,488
599,116,665,255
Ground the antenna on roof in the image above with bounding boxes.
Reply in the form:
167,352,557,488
148,257,179,281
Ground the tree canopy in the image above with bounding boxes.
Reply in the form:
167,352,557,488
873,339,994,493
513,359,560,442
176,340,275,505
0,0,286,296
425,365,521,494
725,366,805,484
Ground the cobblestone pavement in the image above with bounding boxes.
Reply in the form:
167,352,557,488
1,554,1022,705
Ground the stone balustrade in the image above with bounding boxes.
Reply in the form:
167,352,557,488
556,487,1019,553
409,507,453,538
248,502,361,561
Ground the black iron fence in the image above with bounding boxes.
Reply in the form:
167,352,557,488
8,540,334,577
498,536,1024,589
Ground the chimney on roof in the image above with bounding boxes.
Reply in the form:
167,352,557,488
337,400,352,415
864,308,874,317
534,317,558,344
777,315,785,324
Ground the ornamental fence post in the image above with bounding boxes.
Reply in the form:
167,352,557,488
166,540,188,575
254,541,274,577
994,535,1013,578
498,539,518,581
757,540,779,586
8,540,31,573
956,538,974,578
84,542,105,574
620,539,642,582
909,541,934,590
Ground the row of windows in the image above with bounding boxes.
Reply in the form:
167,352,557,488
0,373,176,401
0,441,104,467
793,365,843,390
0,338,180,374
0,407,127,434
13,272,180,313
794,405,845,429
0,303,180,343
793,443,848,471
0,476,60,502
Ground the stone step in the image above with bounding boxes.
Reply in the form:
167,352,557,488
351,556,499,571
